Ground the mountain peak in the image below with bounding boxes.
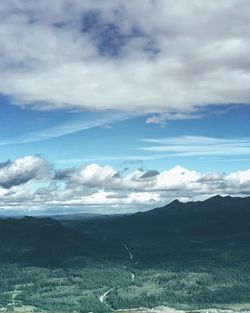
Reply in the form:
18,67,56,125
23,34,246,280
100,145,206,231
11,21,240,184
209,194,223,200
170,199,181,205
207,195,232,202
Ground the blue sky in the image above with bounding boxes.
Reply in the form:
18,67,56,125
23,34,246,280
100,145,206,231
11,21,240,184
0,1,250,215
1,98,250,174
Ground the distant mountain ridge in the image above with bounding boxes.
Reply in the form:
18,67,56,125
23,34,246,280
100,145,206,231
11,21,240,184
65,195,250,237
52,212,101,221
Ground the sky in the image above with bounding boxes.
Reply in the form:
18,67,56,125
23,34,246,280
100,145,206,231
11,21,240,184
1,0,250,215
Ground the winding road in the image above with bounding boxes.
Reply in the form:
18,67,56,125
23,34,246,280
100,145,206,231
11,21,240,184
124,243,133,260
131,272,135,282
99,243,135,311
124,243,135,282
99,288,115,311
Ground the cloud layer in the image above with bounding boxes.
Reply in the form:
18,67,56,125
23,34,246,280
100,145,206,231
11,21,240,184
1,0,250,116
1,155,250,214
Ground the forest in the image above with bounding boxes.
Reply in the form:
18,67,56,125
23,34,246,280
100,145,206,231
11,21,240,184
1,196,250,313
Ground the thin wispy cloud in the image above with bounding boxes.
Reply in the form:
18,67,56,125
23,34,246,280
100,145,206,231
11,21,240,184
0,110,129,145
141,136,250,157
146,111,203,126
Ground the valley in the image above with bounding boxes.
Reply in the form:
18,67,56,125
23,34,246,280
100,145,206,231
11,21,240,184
0,196,250,313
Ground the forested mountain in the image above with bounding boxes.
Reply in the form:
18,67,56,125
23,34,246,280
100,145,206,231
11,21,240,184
2,195,250,265
0,216,112,264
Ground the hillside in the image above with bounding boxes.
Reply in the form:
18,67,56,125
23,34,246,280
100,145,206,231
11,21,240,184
0,216,112,264
59,195,250,264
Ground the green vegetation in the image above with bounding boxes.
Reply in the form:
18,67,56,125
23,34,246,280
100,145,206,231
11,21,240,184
1,196,250,312
1,234,250,313
108,262,250,310
0,260,131,313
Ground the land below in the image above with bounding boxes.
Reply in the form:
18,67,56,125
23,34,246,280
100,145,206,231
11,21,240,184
0,195,250,313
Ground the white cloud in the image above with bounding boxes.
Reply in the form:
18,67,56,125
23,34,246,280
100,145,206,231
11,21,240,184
0,156,49,189
71,163,121,188
1,156,250,214
226,169,250,184
47,190,160,207
155,166,201,191
0,1,250,115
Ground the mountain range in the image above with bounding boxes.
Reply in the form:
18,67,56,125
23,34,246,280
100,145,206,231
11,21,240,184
1,195,250,264
61,195,250,236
